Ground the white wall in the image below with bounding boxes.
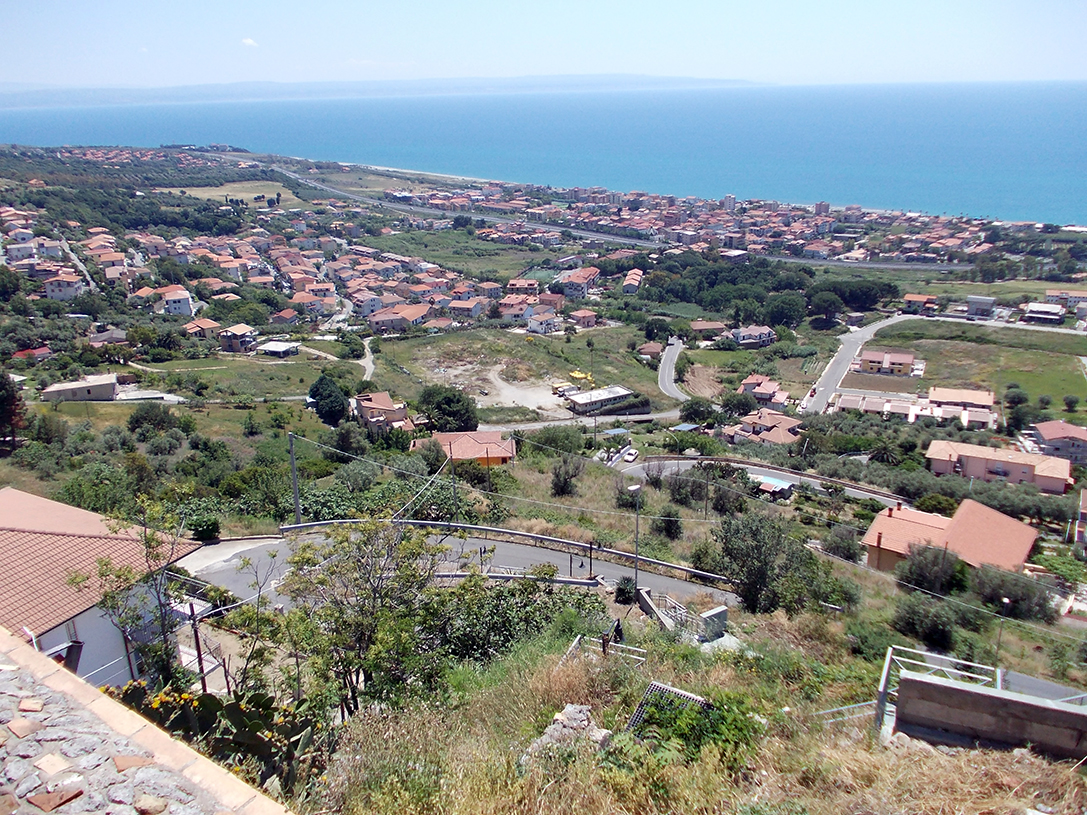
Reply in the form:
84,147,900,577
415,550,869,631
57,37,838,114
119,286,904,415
35,606,137,688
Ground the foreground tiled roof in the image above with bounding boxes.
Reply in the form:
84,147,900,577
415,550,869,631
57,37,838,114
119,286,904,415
0,489,200,636
0,626,291,815
413,431,514,462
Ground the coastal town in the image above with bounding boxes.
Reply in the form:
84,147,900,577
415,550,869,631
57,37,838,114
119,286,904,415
3,143,1087,813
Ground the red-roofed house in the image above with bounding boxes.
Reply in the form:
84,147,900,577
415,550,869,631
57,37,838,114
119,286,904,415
0,487,200,686
862,499,1036,574
411,431,515,465
569,309,598,328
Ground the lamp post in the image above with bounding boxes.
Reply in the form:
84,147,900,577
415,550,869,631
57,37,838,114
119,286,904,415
995,596,1011,664
628,484,642,589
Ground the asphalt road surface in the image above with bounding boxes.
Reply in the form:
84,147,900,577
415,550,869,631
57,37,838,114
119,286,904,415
658,337,690,402
805,313,1087,415
177,533,734,609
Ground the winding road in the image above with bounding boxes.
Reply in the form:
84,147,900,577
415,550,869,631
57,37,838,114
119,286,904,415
658,337,690,402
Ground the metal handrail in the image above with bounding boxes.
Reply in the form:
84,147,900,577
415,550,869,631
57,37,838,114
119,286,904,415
874,645,1000,730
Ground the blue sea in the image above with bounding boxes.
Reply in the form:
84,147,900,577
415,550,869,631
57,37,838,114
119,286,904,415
1,82,1085,224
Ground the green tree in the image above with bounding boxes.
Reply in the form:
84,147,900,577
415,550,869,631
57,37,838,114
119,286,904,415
868,437,901,465
914,493,959,516
309,373,348,426
280,521,446,712
1004,388,1030,408
644,317,671,342
335,459,381,492
1064,394,1080,413
810,291,844,321
718,391,758,419
652,505,684,540
551,454,584,497
762,292,807,328
679,396,717,425
822,526,862,563
67,498,191,688
895,544,968,595
696,512,794,613
0,371,27,450
417,384,478,432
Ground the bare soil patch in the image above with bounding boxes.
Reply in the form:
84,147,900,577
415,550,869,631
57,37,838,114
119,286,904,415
684,364,724,399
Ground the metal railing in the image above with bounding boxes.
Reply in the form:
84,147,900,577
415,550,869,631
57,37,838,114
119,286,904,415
810,700,877,725
281,518,733,586
656,593,706,637
560,633,647,666
874,645,1001,730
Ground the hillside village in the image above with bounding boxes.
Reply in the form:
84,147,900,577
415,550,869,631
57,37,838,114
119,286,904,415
4,146,1087,813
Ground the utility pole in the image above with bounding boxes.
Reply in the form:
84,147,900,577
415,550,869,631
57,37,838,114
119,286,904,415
289,432,301,525
189,602,208,694
449,443,459,524
628,484,642,589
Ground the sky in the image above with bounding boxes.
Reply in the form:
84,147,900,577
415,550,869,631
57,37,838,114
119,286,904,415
3,0,1086,89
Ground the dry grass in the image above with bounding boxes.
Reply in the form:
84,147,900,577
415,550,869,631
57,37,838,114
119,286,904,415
314,619,1087,815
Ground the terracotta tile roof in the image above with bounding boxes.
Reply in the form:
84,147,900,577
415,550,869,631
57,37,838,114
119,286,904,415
413,431,514,462
0,489,199,636
940,499,1037,571
927,439,1072,480
862,498,1036,572
1033,420,1087,444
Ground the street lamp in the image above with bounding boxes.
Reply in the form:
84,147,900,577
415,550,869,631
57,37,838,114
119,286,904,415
628,484,642,589
995,596,1011,665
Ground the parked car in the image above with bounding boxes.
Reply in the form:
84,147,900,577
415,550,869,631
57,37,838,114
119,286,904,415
623,449,639,463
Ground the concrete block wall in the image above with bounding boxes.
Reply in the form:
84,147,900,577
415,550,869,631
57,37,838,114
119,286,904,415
896,670,1087,759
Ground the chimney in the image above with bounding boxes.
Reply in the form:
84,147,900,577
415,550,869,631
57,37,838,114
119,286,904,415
876,532,883,548
888,508,893,518
897,502,902,511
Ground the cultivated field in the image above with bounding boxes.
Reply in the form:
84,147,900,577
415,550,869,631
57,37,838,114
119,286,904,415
153,180,305,209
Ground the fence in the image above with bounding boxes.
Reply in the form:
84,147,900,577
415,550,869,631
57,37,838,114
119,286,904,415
280,518,733,587
874,645,1001,730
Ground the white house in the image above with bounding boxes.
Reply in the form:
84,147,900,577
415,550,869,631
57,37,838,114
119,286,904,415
43,273,86,301
0,488,199,686
162,289,195,316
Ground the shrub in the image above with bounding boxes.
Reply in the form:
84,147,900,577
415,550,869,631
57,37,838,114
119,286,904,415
895,544,969,595
892,592,957,651
336,459,380,493
845,619,906,662
615,576,637,605
652,505,683,540
822,526,862,562
973,566,1057,623
190,515,221,541
551,454,584,497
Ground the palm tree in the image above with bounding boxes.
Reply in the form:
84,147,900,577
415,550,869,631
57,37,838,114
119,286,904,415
869,438,901,465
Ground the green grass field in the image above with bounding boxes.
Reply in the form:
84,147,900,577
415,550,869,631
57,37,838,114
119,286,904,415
139,356,330,399
153,180,305,209
357,230,567,280
868,322,1087,408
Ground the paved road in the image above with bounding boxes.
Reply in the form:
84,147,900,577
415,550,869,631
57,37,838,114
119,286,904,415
177,533,733,607
804,313,1087,415
658,337,690,402
804,314,918,414
621,457,900,506
479,407,682,434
